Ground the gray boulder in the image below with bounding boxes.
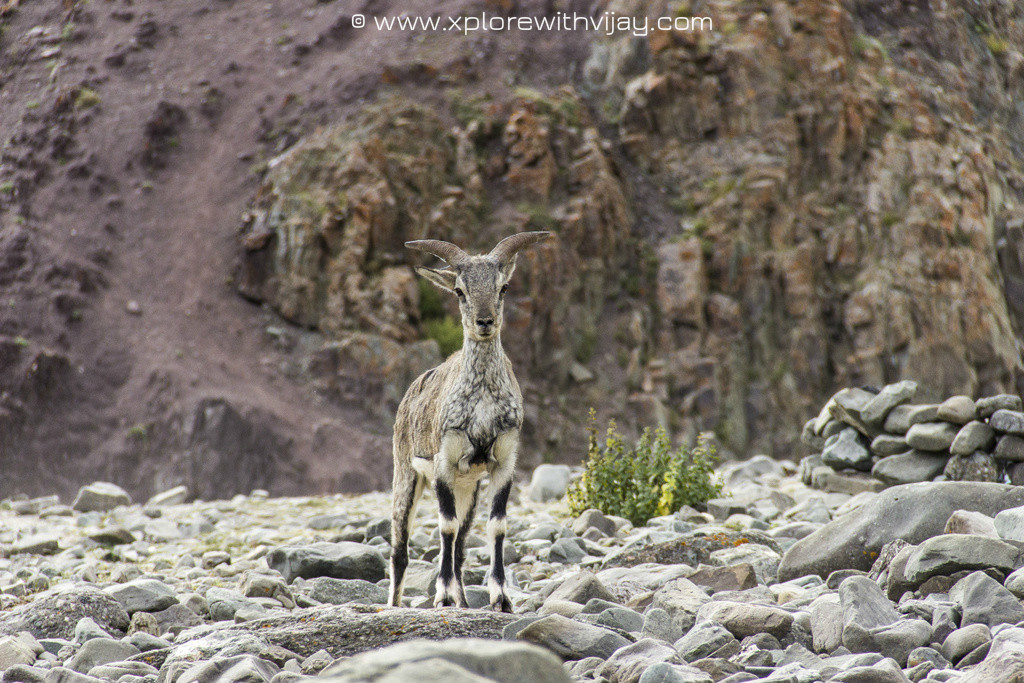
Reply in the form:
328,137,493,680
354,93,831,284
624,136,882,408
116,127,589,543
994,505,1024,542
649,579,711,634
637,663,713,683
808,593,842,653
528,465,572,503
320,637,570,683
870,434,909,458
942,624,991,664
871,451,946,486
839,576,899,652
673,621,735,661
977,395,1023,418
828,388,877,437
944,452,1000,482
547,572,615,605
695,601,793,639
0,636,38,670
950,422,995,455
0,586,129,640
890,404,941,433
902,535,1018,585
943,510,998,537
104,579,177,615
936,396,976,424
176,605,518,659
882,405,916,434
307,578,386,605
595,639,679,683
868,619,931,666
778,482,1024,580
267,542,386,583
71,482,132,513
174,654,279,683
641,609,681,644
822,428,872,471
995,435,1024,461
828,657,910,683
145,486,190,507
572,509,617,537
87,661,159,680
992,409,1024,435
547,538,587,564
950,571,1024,627
905,423,957,452
66,638,139,674
957,628,1024,682
862,381,918,426
517,614,630,660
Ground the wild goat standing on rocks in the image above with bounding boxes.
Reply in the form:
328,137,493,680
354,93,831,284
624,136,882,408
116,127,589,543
388,231,551,612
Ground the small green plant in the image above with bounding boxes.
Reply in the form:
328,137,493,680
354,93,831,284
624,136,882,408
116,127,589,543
517,201,560,231
893,117,913,138
74,87,100,109
985,34,1010,56
0,181,13,193
423,316,463,357
568,414,722,526
13,336,30,347
126,423,150,441
417,278,445,320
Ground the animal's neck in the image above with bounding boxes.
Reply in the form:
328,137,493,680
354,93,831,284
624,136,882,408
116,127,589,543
460,334,505,382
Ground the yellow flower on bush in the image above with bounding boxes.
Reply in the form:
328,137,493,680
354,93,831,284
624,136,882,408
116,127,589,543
567,412,722,526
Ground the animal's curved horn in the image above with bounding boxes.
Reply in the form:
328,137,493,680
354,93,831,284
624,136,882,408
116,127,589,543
488,231,552,262
404,239,469,266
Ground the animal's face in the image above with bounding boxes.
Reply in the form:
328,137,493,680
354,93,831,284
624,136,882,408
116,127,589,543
417,256,515,342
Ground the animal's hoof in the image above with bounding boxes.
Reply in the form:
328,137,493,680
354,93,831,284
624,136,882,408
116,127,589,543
491,594,513,613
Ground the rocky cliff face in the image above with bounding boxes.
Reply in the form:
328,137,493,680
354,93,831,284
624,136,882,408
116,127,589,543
238,0,1024,463
3,0,1024,498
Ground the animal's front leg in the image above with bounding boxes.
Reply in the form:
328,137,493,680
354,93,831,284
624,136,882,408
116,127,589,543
433,432,471,608
485,430,518,613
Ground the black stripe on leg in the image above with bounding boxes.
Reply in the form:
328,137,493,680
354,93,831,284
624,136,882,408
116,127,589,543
490,480,511,518
439,531,455,590
436,480,456,519
454,483,479,574
492,533,505,585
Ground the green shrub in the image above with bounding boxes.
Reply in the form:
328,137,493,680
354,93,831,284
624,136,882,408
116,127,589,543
417,278,445,320
568,416,722,526
423,316,463,357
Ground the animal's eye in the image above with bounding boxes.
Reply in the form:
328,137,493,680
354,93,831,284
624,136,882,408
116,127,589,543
454,288,465,299
500,284,508,295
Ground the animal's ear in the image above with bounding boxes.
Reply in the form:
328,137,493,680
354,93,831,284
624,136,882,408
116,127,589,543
499,255,517,283
415,267,458,292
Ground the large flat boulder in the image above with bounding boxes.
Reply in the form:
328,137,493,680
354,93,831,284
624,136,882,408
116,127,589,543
320,637,571,683
174,605,519,659
778,482,1024,581
0,585,130,640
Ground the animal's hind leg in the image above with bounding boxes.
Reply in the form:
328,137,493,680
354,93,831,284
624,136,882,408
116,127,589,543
389,471,425,607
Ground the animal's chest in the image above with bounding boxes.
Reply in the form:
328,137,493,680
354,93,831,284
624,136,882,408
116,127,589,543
443,387,522,453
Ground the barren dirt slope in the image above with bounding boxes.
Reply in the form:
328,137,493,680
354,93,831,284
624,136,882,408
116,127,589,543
0,0,597,498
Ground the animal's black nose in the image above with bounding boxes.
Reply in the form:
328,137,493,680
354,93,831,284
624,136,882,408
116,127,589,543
477,318,494,327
